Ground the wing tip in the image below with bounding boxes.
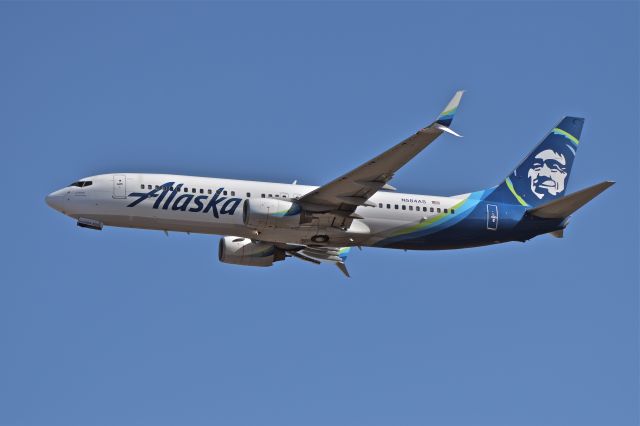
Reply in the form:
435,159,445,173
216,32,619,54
436,90,465,127
336,262,351,278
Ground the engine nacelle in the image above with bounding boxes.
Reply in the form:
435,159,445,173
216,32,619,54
243,198,302,228
218,236,285,267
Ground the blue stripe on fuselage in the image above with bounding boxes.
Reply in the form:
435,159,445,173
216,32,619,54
371,188,560,250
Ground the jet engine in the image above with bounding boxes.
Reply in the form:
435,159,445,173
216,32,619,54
218,236,285,267
243,198,302,228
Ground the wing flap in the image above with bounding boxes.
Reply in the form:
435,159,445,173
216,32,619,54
282,245,352,277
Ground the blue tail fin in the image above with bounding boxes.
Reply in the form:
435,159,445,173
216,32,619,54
486,117,583,207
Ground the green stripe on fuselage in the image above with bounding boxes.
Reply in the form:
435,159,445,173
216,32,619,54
390,196,468,237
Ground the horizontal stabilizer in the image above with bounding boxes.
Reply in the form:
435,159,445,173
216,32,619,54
549,229,564,238
528,181,615,219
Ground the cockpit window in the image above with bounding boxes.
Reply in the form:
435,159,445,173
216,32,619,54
69,181,93,188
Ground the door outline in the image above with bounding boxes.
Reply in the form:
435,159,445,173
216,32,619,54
486,204,498,231
113,175,127,199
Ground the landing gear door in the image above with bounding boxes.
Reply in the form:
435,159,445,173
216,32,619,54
487,204,498,231
113,175,127,199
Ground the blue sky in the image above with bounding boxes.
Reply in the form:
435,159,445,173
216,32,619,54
1,2,638,425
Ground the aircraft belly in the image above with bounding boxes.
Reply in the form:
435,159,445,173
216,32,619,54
79,212,250,236
68,195,248,236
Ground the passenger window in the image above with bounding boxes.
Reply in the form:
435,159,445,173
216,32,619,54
409,206,413,211
208,189,212,195
275,194,279,198
231,191,235,196
401,205,406,210
430,207,434,212
247,192,251,197
444,208,448,213
423,207,427,212
223,191,228,195
155,185,160,189
184,187,188,192
387,204,391,209
141,184,145,189
451,209,455,214
200,189,204,194
261,194,265,198
394,205,398,210
378,203,383,208
148,185,152,190
268,194,272,197
192,188,196,193
437,208,441,213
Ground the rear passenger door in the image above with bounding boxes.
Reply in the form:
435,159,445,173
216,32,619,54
486,204,498,231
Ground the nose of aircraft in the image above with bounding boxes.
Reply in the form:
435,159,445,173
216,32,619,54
45,189,66,212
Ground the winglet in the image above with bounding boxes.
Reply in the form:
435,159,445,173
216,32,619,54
336,247,351,278
336,262,350,278
436,90,465,127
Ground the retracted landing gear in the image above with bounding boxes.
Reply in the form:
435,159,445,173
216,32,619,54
310,234,330,243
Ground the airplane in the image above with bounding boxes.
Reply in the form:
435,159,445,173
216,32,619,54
45,91,614,277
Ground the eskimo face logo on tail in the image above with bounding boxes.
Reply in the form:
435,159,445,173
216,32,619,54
512,139,576,204
126,182,242,218
527,149,568,199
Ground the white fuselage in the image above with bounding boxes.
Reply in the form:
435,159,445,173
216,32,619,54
46,173,464,247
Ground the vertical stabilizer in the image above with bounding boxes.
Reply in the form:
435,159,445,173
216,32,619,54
486,116,583,207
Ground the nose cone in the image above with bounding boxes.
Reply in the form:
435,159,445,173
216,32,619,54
45,189,66,212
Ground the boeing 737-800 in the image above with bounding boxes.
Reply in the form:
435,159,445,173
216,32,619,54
45,92,613,276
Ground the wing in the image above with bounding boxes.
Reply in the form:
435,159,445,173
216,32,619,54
297,91,465,222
